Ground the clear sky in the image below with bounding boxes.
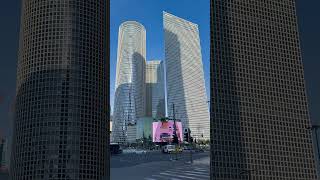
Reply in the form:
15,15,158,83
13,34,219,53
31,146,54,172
110,0,210,114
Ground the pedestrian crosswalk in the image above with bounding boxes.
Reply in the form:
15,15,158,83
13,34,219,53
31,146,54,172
143,165,209,180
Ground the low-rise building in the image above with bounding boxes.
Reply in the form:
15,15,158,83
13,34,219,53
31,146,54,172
136,117,154,140
127,124,137,143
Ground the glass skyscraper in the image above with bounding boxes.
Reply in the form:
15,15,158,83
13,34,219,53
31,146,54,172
0,137,8,170
164,12,210,140
11,1,108,179
211,0,317,179
146,60,165,119
112,21,146,144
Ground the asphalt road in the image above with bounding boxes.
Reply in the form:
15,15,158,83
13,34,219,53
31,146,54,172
111,151,210,180
110,151,209,168
2,151,209,180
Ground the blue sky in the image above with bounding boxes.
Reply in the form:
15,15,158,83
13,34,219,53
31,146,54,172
110,0,210,112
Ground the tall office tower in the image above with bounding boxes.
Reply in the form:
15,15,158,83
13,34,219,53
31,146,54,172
0,137,3,168
164,12,210,140
0,137,7,170
211,1,317,179
11,1,108,179
113,21,146,143
146,60,165,119
312,129,320,178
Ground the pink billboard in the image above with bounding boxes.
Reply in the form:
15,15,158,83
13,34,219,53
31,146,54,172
152,121,183,142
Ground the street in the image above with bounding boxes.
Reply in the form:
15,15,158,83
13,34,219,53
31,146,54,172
111,151,210,180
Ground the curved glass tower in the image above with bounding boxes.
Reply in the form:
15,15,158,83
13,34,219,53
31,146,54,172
11,1,108,179
112,21,146,144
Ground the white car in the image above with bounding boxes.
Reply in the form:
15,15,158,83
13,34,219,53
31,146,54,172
135,150,147,154
162,145,176,153
122,149,136,154
122,148,147,154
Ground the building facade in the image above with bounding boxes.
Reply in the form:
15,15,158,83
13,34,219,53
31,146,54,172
112,21,146,144
11,1,108,179
126,124,137,143
146,60,165,119
312,128,320,178
0,138,3,168
136,117,154,140
0,137,8,170
110,116,113,143
164,12,210,140
211,0,317,179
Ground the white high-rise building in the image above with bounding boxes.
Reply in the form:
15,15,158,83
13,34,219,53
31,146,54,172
164,12,210,140
146,61,165,119
126,125,137,143
112,21,146,144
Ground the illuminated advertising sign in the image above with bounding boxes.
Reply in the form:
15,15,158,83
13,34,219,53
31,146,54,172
152,121,183,142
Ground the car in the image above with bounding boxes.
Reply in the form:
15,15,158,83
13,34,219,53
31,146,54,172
183,146,195,152
134,149,147,154
150,145,160,150
162,145,176,153
176,146,183,153
110,143,122,154
122,148,136,154
195,148,205,152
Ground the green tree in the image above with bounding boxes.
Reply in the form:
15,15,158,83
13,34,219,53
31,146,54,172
160,117,167,122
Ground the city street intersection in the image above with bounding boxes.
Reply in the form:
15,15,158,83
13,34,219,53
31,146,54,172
111,151,209,180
